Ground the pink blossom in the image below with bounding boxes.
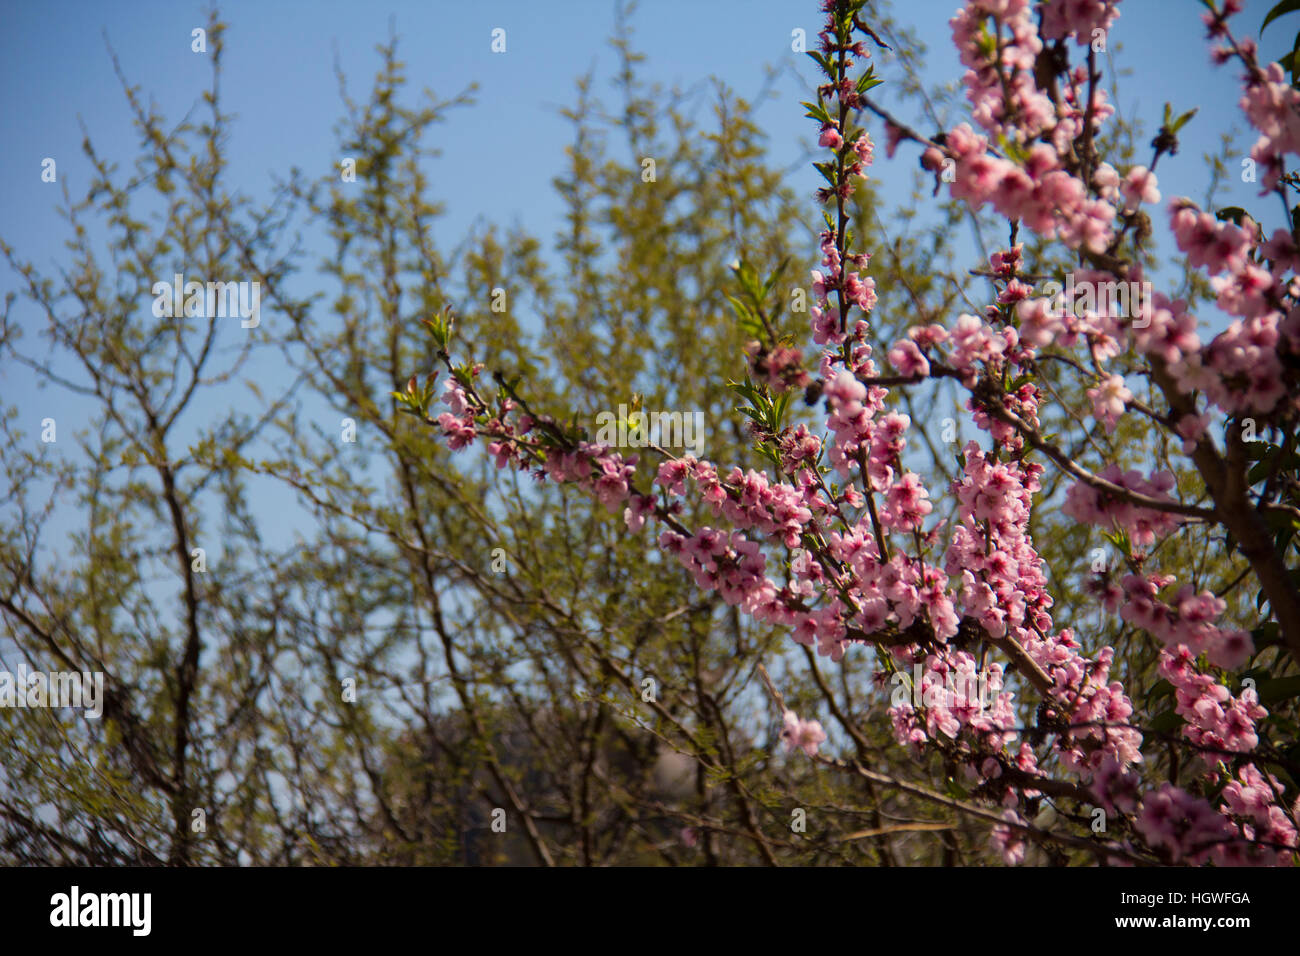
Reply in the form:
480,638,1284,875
1086,373,1131,433
781,710,827,757
1120,166,1160,210
887,339,930,378
990,810,1027,865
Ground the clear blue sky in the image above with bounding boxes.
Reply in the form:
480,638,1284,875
2,0,1291,275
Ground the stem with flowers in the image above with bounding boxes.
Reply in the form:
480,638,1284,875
403,0,1300,865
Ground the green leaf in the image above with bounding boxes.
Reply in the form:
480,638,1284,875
1169,108,1198,134
1263,508,1300,539
856,68,883,94
726,379,759,402
1262,0,1300,35
762,258,790,302
1244,440,1275,462
801,99,830,124
1145,679,1175,702
1248,621,1279,650
726,293,756,325
804,52,832,76
1150,708,1185,734
1258,674,1300,704
773,390,792,430
996,133,1027,165
758,444,782,469
1215,206,1249,226
1238,668,1272,693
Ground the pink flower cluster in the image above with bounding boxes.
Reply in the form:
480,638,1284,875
1241,62,1300,194
1086,374,1131,433
811,32,875,200
886,338,929,378
990,809,1028,864
1128,290,1199,376
950,0,1054,143
1220,764,1299,866
1201,311,1288,415
438,378,479,450
975,387,1041,453
810,236,878,346
658,526,781,618
777,424,822,473
1098,750,1297,866
932,0,1124,253
889,649,1017,747
1120,578,1253,669
946,443,1048,641
1159,645,1265,758
1062,466,1182,548
1011,228,1287,447
823,534,960,649
1013,257,1152,371
1040,0,1120,45
947,313,1018,383
938,436,1143,776
823,368,885,477
1163,200,1292,416
655,457,819,549
1119,165,1160,211
1169,200,1252,276
881,471,932,532
540,442,639,514
1133,783,1238,864
1042,642,1144,775
938,124,1115,253
781,710,828,756
819,123,875,190
438,371,532,471
745,340,810,393
948,0,1118,155
1126,766,1296,866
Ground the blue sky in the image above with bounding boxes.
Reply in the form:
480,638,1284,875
3,0,1293,276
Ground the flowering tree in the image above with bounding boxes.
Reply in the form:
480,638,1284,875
410,0,1300,865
